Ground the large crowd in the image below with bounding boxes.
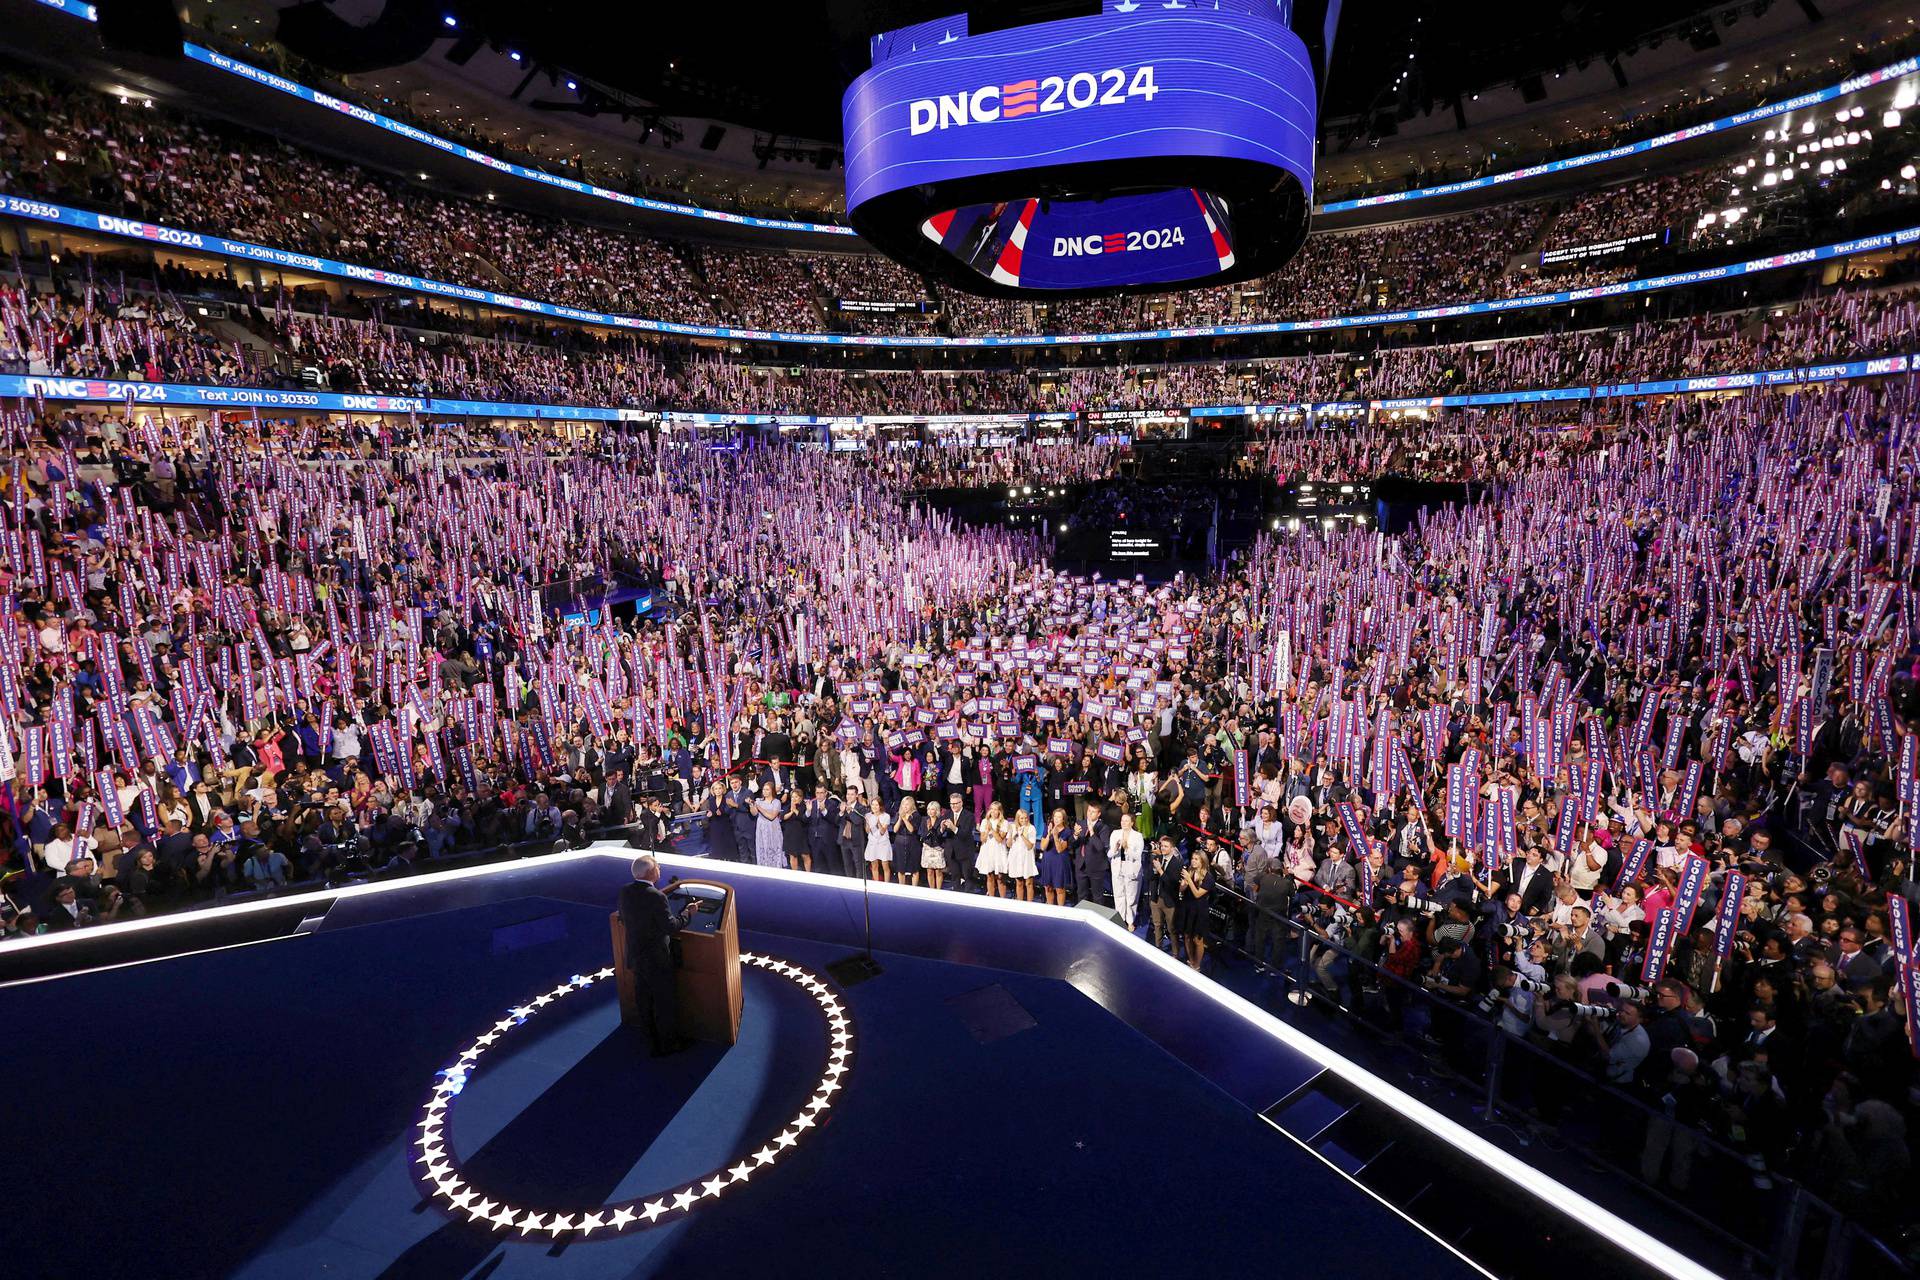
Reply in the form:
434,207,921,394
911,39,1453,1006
8,266,1918,421
1,43,1919,1273
2,377,1916,1249
5,64,1913,345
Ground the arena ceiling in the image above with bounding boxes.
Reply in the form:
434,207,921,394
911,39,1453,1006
432,0,1743,139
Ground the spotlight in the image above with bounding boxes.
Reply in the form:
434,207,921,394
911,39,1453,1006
508,50,521,61
443,14,456,26
1885,110,1902,129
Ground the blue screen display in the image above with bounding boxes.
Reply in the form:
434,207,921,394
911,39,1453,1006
843,2,1314,290
930,188,1231,290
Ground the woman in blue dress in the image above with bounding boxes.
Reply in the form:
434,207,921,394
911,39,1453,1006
701,778,736,862
1037,806,1075,907
752,781,785,868
890,796,923,886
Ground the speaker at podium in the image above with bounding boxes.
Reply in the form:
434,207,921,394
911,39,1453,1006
610,877,743,1045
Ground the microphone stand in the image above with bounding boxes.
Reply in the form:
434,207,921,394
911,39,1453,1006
830,808,884,986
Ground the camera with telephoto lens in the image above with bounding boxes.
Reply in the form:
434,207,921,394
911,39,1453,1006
1601,979,1650,1001
1499,919,1540,942
1571,1002,1615,1021
1403,894,1443,915
1513,976,1552,994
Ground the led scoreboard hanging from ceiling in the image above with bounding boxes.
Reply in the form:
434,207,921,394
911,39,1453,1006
842,0,1317,299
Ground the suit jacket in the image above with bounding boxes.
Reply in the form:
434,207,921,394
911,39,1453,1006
943,808,977,853
806,797,842,850
1500,862,1556,916
600,781,634,827
618,880,685,973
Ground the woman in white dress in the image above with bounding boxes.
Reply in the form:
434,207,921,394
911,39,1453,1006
864,799,893,879
1005,809,1039,901
977,800,1010,898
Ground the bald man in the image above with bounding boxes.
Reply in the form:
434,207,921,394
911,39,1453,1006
619,855,697,1055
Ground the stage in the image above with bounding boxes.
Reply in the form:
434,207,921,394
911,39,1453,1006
1,849,1698,1279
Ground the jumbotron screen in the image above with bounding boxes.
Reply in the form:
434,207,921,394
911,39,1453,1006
926,188,1233,291
842,0,1315,297
1107,528,1168,560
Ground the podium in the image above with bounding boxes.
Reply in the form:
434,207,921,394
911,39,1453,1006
610,879,742,1045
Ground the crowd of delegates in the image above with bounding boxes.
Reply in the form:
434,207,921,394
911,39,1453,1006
1312,28,1920,206
0,368,1916,1236
9,260,1919,422
0,281,259,385
1543,173,1706,254
6,63,1909,344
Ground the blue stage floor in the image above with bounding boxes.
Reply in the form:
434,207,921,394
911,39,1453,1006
7,891,1481,1279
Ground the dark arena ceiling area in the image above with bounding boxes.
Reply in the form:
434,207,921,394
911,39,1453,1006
286,0,1745,144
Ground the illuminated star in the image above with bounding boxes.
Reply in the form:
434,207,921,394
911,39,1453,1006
671,1189,699,1212
774,1130,799,1149
794,1113,817,1131
531,994,554,1008
577,1212,605,1233
639,1200,670,1223
751,1146,778,1166
471,1198,497,1222
728,1161,755,1183
449,1189,478,1211
545,1214,576,1236
701,1175,729,1197
488,1203,519,1229
595,966,615,979
819,1079,842,1096
517,1211,547,1234
425,1159,451,1180
476,1031,500,1047
609,1206,638,1229
807,1097,831,1113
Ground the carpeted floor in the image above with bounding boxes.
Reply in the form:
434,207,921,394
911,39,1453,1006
4,895,1480,1279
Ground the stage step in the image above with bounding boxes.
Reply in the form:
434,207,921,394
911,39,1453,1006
1259,1073,1673,1280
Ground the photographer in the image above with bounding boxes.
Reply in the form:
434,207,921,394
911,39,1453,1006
1604,1000,1651,1084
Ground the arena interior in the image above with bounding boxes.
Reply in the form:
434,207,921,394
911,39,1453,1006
2,1,1919,1277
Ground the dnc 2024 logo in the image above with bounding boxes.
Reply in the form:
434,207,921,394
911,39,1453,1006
909,65,1159,135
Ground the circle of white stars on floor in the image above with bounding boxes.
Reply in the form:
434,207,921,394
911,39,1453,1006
409,952,853,1239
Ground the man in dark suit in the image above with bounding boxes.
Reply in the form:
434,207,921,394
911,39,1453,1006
618,855,697,1055
598,768,635,829
805,785,844,875
1074,802,1114,904
941,791,977,890
1497,843,1556,917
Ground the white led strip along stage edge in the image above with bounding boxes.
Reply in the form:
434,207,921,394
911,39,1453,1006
28,0,1918,225
412,953,853,1238
3,190,1916,349
0,842,1729,1280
